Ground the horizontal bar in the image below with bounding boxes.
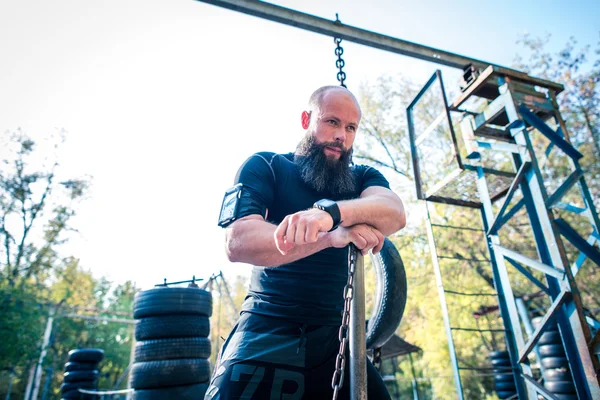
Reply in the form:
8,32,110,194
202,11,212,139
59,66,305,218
488,162,530,235
427,195,481,208
438,256,489,262
556,218,600,267
197,0,510,72
62,314,136,325
462,164,517,178
451,327,506,332
572,235,598,276
430,223,484,232
495,245,565,279
458,366,514,371
546,169,584,208
518,105,583,160
505,258,551,296
521,372,561,400
476,140,523,154
518,290,570,363
444,290,497,297
587,316,600,331
554,202,588,214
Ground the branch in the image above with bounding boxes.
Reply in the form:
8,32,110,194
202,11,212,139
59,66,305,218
362,118,402,173
353,154,409,178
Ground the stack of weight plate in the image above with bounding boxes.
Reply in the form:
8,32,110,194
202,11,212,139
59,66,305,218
131,286,212,399
537,320,577,400
61,348,104,399
489,350,516,399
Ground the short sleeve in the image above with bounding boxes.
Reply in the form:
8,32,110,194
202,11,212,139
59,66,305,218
233,153,276,220
359,166,390,191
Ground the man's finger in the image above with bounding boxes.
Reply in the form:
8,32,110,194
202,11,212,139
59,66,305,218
295,219,307,245
274,217,289,254
305,220,319,243
373,229,384,254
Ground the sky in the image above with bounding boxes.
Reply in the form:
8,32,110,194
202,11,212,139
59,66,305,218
0,0,598,291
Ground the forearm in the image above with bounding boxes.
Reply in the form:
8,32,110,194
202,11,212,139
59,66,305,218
225,218,332,267
338,191,406,236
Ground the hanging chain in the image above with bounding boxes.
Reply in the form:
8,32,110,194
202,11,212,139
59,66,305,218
372,347,382,372
331,245,357,399
333,14,346,88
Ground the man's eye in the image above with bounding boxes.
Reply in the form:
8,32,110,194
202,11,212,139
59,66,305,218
327,120,337,125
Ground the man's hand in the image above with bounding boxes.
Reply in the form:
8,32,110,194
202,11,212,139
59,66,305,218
274,209,333,254
329,224,384,255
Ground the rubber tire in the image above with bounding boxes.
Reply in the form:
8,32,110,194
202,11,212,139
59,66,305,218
539,330,561,345
554,394,578,400
545,380,576,394
135,337,211,362
64,362,98,372
133,288,212,319
68,349,104,363
491,358,512,367
541,357,569,369
130,359,211,389
61,381,97,393
544,369,572,382
490,351,509,359
496,390,516,399
135,315,210,340
62,389,95,400
495,381,516,391
132,383,208,399
64,370,99,383
539,344,565,357
366,238,407,349
494,373,514,383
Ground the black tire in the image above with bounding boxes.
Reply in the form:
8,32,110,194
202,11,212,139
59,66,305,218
135,337,211,362
489,351,509,360
496,390,516,399
494,373,514,383
541,357,569,369
539,330,561,345
133,288,212,319
62,389,95,400
64,361,98,372
130,359,211,389
366,239,407,349
61,381,97,393
554,394,578,400
491,358,512,367
135,315,210,341
545,380,576,394
495,381,516,391
64,370,99,383
68,349,104,363
539,344,565,357
544,369,572,382
132,383,209,399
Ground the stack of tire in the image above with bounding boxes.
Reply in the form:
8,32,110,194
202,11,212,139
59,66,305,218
131,286,213,399
536,320,577,400
61,348,104,399
489,350,516,399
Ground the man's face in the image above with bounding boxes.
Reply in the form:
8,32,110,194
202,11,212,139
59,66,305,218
307,91,361,160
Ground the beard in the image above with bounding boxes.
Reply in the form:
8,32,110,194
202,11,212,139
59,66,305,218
294,134,356,196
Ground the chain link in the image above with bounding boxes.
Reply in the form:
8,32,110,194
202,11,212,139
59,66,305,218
334,37,347,88
331,245,357,399
372,347,382,372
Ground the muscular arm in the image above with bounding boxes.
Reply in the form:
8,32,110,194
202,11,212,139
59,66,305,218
338,186,406,236
225,215,333,267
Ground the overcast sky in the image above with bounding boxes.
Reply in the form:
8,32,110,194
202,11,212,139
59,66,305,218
0,0,598,290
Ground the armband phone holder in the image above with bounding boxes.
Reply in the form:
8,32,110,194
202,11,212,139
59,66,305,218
218,183,243,227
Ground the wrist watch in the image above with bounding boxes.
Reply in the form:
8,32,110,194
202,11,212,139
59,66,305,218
313,199,342,232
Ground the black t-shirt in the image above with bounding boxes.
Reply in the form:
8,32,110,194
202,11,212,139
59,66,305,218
233,152,390,325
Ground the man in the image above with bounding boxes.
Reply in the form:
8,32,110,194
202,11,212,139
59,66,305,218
208,86,406,399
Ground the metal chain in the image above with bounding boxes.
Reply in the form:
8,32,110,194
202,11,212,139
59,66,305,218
333,13,346,88
334,38,346,88
331,245,357,399
373,347,382,372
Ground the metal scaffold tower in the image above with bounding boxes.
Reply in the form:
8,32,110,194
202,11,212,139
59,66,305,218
407,66,600,399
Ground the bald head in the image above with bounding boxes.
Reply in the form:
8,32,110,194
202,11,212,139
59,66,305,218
307,86,362,124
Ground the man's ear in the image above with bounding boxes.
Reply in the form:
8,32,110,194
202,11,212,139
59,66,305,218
301,111,311,130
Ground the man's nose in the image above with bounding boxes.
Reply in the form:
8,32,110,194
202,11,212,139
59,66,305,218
333,127,346,143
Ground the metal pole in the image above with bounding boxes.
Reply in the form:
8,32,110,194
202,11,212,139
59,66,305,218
4,368,14,400
126,324,136,400
408,352,420,400
40,368,52,400
31,307,55,400
515,298,545,375
350,252,367,400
